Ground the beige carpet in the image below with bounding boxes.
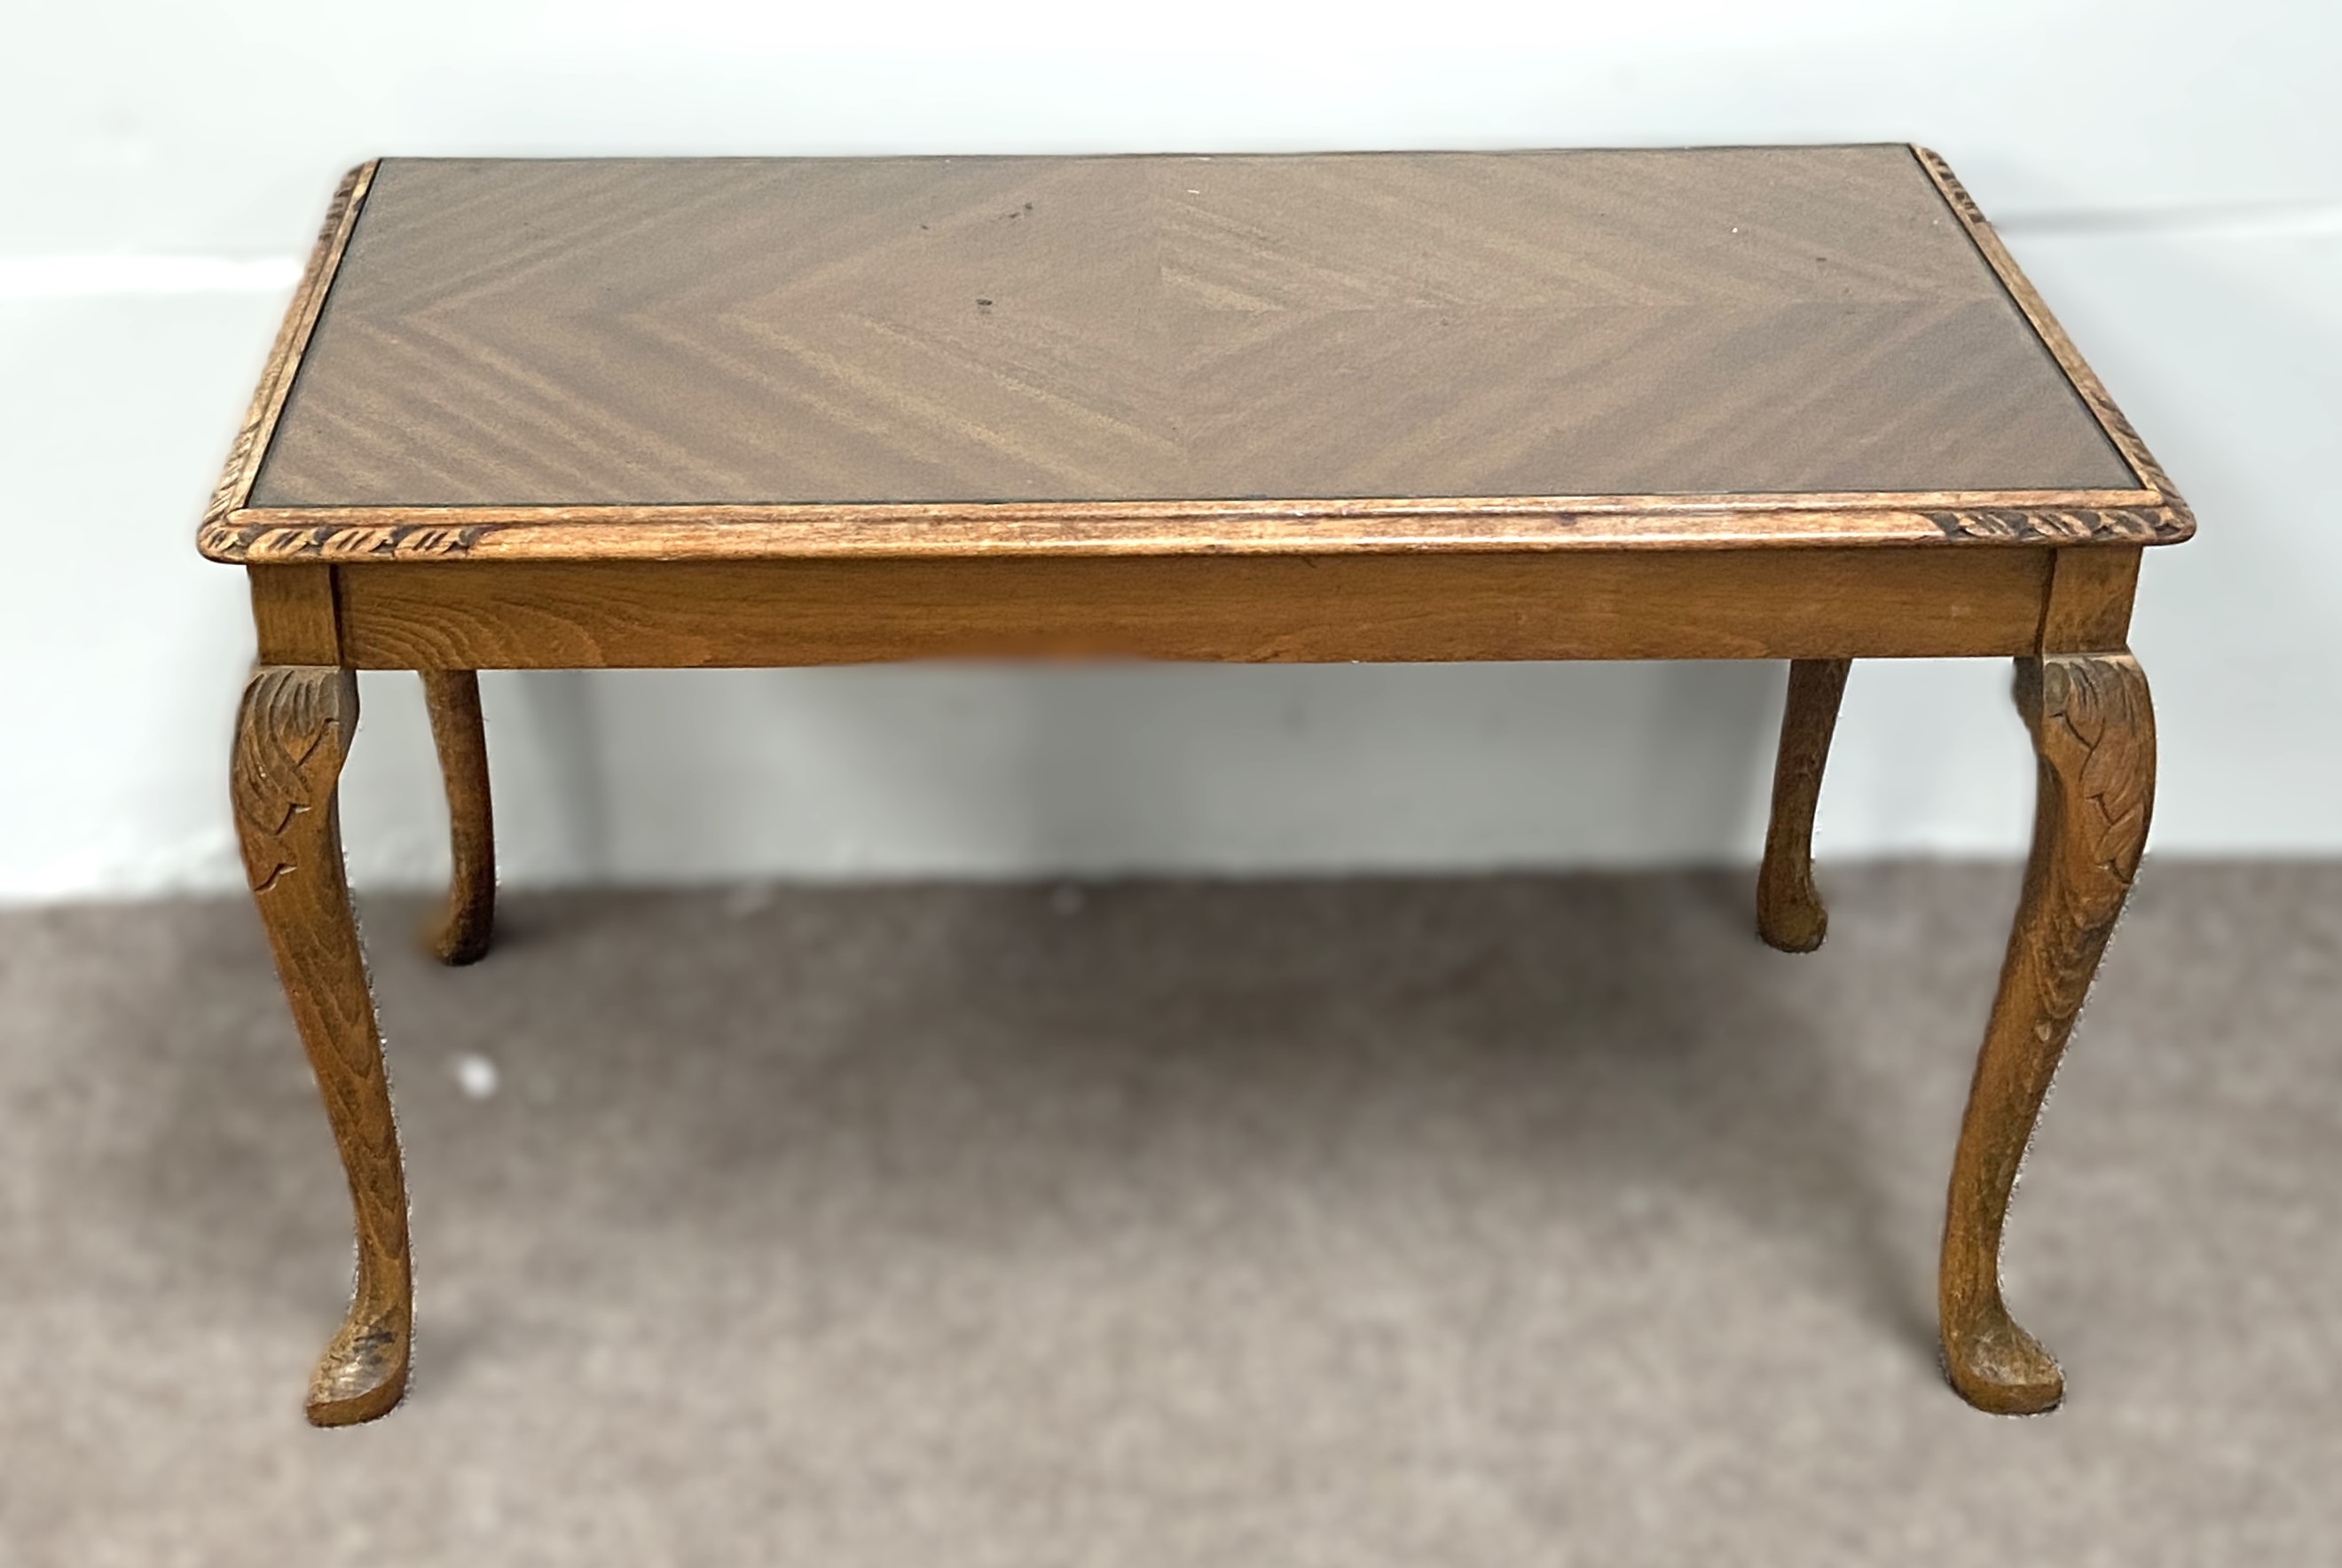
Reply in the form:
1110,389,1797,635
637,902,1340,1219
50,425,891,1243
2,863,2338,1564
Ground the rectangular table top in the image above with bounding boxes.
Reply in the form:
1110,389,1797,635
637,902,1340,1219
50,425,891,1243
202,145,2191,564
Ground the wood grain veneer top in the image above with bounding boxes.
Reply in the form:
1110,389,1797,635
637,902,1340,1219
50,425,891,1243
203,145,2192,562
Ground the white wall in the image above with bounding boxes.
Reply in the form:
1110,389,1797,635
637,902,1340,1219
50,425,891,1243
3,0,2336,899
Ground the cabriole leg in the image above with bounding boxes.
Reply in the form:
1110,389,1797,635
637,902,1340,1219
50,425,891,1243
232,665,413,1426
1939,651,2154,1414
421,670,496,965
1757,657,1851,952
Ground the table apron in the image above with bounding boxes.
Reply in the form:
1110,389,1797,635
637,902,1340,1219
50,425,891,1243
303,548,2102,670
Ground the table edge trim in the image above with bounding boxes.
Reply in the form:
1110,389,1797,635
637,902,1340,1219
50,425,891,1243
201,161,376,536
1910,145,2197,539
201,489,2189,562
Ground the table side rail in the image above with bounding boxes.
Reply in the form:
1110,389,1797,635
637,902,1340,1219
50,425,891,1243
318,550,2060,670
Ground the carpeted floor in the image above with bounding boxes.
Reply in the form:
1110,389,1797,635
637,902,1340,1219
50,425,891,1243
2,863,2338,1564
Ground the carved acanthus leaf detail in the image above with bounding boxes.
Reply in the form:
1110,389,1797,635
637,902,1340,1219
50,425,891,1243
232,667,358,893
2021,652,2156,1024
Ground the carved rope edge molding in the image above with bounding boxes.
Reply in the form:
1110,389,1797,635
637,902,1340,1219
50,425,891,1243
204,521,492,561
1914,146,1992,229
204,510,2191,560
1925,508,2191,545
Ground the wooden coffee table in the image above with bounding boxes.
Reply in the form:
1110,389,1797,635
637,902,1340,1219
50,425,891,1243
202,146,2187,1425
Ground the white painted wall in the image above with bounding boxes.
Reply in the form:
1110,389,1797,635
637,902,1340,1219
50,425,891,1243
3,0,2337,899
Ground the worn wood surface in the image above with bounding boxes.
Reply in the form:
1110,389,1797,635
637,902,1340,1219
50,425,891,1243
1939,651,2155,1414
420,670,496,965
332,549,2053,670
246,564,340,665
230,666,412,1426
2039,546,2142,653
197,146,2191,565
1756,658,1851,953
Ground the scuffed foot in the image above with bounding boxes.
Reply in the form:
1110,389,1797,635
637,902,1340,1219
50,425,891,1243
1944,1304,2063,1415
1756,866,1828,953
306,1308,411,1426
425,896,492,967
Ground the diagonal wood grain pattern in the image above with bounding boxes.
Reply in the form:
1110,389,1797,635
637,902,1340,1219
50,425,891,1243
248,147,2138,515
